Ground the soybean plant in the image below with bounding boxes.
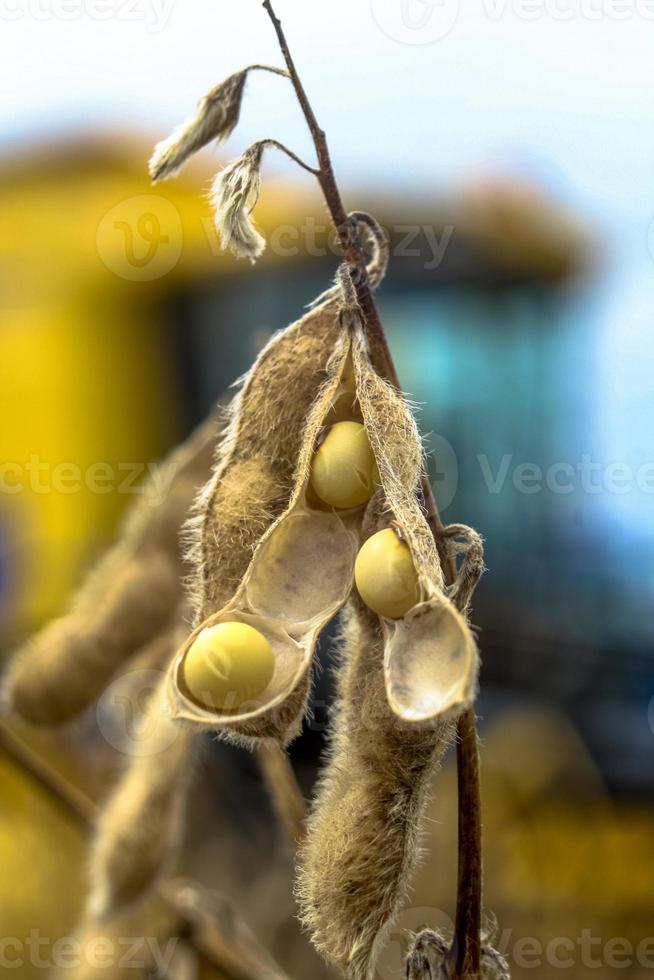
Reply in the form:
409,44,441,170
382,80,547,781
2,5,506,980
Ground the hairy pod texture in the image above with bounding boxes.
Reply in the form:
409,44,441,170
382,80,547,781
351,328,480,723
2,416,219,725
174,299,358,745
296,597,456,980
87,659,196,921
175,303,481,744
293,321,484,979
405,928,511,979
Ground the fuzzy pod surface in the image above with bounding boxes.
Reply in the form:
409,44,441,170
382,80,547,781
351,327,480,723
173,300,362,745
88,654,197,921
2,415,219,725
296,597,456,980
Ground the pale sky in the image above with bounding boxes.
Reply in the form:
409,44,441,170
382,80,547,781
2,0,653,532
1,0,653,206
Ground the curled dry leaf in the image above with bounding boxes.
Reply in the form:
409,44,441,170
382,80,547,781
2,415,218,726
149,71,248,182
405,928,511,980
405,929,450,979
296,597,456,980
210,141,267,261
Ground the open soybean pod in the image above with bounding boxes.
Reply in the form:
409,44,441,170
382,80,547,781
170,299,368,745
352,326,481,723
296,595,456,980
2,414,219,726
297,327,484,980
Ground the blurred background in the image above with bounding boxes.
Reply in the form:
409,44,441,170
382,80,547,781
1,0,653,977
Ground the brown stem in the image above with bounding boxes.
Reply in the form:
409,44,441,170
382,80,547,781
0,720,293,980
453,706,482,977
263,138,320,176
0,721,98,825
262,4,482,977
256,742,307,846
247,63,290,79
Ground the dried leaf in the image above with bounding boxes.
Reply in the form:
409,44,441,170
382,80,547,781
150,72,247,182
210,141,267,261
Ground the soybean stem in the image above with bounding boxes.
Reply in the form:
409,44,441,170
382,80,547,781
256,742,307,845
262,4,482,977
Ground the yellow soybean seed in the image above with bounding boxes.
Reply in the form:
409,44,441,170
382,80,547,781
182,622,274,711
354,528,421,619
309,421,378,509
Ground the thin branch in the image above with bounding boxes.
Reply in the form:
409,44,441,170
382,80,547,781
247,63,290,79
163,878,293,980
256,742,307,845
0,720,98,825
453,706,482,977
261,5,482,977
0,720,293,980
263,139,320,176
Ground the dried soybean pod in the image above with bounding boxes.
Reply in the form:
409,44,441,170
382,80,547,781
352,329,481,722
54,897,178,980
88,668,196,921
2,414,219,725
296,596,455,980
173,299,360,745
87,610,208,922
187,297,346,622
